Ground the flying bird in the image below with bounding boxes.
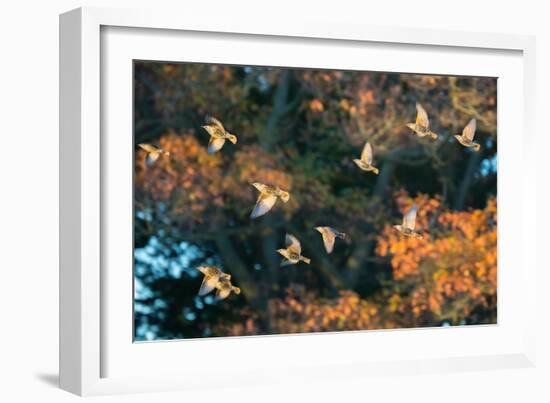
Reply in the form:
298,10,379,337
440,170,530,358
138,143,170,165
214,276,241,301
250,182,290,219
314,226,347,254
353,141,379,174
277,234,311,266
201,115,238,154
196,266,231,296
406,103,438,140
454,118,481,151
393,204,423,239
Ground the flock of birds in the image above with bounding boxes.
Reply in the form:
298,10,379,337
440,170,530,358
138,103,482,301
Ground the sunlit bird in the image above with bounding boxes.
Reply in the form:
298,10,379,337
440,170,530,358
393,204,423,239
196,265,231,296
250,182,290,219
454,118,481,151
314,226,347,254
277,234,311,266
138,143,170,165
353,141,379,174
201,115,238,154
406,103,438,140
214,276,241,301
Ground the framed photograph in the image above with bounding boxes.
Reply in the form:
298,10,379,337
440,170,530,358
60,6,537,396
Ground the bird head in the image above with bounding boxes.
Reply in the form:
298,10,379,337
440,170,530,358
474,143,481,152
232,286,241,295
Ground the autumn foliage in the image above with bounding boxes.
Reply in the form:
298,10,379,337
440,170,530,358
376,192,497,327
210,194,497,336
133,62,497,340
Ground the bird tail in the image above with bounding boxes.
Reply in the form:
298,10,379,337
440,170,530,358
474,143,481,152
227,134,237,144
300,256,311,264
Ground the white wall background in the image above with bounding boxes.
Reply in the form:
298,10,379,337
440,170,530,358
0,1,547,402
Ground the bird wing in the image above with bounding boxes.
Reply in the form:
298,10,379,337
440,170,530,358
415,103,430,128
321,230,336,254
208,137,226,154
462,118,477,141
285,234,302,255
198,275,219,296
199,266,222,277
138,143,158,153
280,258,295,267
205,115,225,131
402,205,417,231
250,193,277,218
361,142,374,164
251,182,269,193
146,152,160,165
277,249,289,259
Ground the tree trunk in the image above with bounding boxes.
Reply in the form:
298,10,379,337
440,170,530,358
286,223,349,293
345,156,396,286
260,70,290,152
259,71,293,293
454,150,482,210
214,235,258,303
260,224,280,289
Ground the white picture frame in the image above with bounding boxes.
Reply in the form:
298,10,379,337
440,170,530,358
59,6,537,396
